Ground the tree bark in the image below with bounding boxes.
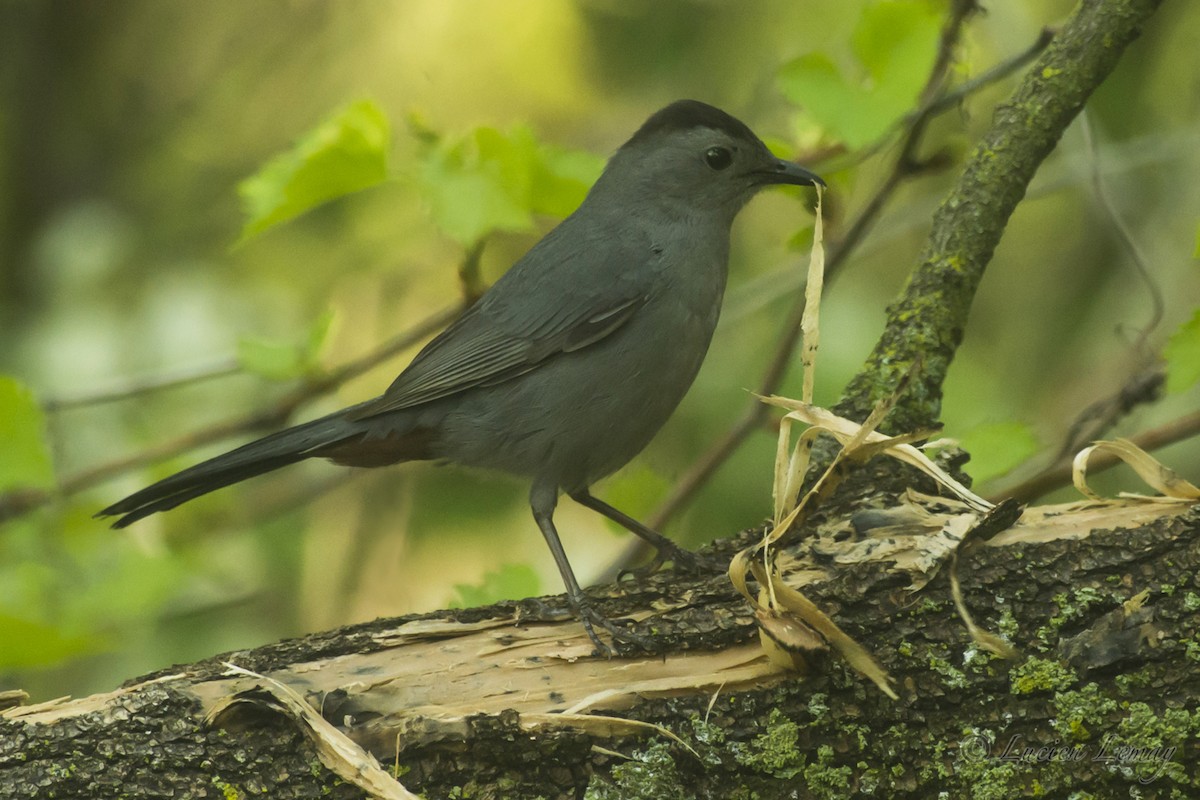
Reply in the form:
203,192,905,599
3,499,1198,799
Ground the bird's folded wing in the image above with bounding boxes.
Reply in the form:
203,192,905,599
347,293,646,419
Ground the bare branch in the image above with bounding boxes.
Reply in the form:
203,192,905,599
838,0,1166,433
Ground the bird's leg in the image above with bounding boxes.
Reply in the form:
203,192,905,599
529,482,648,656
569,489,720,575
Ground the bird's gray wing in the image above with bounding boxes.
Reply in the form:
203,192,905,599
347,291,646,420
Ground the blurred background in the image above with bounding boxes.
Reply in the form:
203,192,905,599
1,0,1197,700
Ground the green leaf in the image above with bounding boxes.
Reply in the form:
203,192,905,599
236,309,335,381
779,53,884,150
414,127,530,246
958,421,1041,485
449,563,541,608
1165,308,1200,393
0,377,55,493
1194,223,1200,258
411,123,602,246
238,99,390,242
530,142,604,219
305,308,336,358
0,612,105,669
852,0,941,85
778,0,942,148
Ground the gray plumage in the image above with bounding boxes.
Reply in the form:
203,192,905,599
98,99,823,653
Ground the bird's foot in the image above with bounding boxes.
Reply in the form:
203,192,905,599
577,603,654,658
521,595,654,657
618,542,724,581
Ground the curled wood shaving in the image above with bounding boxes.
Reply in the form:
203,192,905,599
754,345,1001,696
949,551,1018,659
799,186,826,406
208,663,419,800
764,398,993,519
1073,438,1200,501
728,546,898,699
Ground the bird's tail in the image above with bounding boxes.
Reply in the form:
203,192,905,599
97,411,368,528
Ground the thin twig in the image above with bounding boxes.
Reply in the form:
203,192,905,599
918,0,980,108
921,27,1057,119
45,360,242,411
1054,366,1166,464
457,238,488,304
317,301,466,390
1048,111,1167,461
59,406,290,496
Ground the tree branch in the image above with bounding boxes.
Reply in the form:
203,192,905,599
837,0,1166,433
4,495,1197,798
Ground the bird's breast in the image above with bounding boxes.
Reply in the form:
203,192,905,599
432,226,732,490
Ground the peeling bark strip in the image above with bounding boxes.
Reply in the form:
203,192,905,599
839,0,1166,434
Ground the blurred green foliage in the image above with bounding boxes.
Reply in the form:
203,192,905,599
0,0,1197,702
237,309,336,381
1165,310,1200,393
956,420,1042,485
778,0,943,147
409,119,605,246
0,614,101,671
450,564,542,609
0,378,55,493
238,99,391,242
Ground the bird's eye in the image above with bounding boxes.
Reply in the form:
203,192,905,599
705,146,733,171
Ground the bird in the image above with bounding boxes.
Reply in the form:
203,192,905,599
98,99,823,655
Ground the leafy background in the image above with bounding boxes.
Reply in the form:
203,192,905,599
1,0,1197,700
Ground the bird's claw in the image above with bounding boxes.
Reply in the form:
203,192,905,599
619,543,723,581
577,604,654,657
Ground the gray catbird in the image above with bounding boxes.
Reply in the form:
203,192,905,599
98,100,823,653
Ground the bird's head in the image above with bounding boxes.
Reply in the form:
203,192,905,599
595,99,823,219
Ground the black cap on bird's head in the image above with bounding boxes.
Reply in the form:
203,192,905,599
610,100,824,205
624,100,764,152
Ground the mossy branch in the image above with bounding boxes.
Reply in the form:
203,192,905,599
837,0,1165,433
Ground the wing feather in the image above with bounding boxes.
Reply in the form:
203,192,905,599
348,292,645,419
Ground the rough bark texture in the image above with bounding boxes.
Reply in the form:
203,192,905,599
3,500,1199,799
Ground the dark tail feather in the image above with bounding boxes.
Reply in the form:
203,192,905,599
97,412,362,528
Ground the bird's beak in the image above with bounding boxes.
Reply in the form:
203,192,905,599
761,158,825,188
